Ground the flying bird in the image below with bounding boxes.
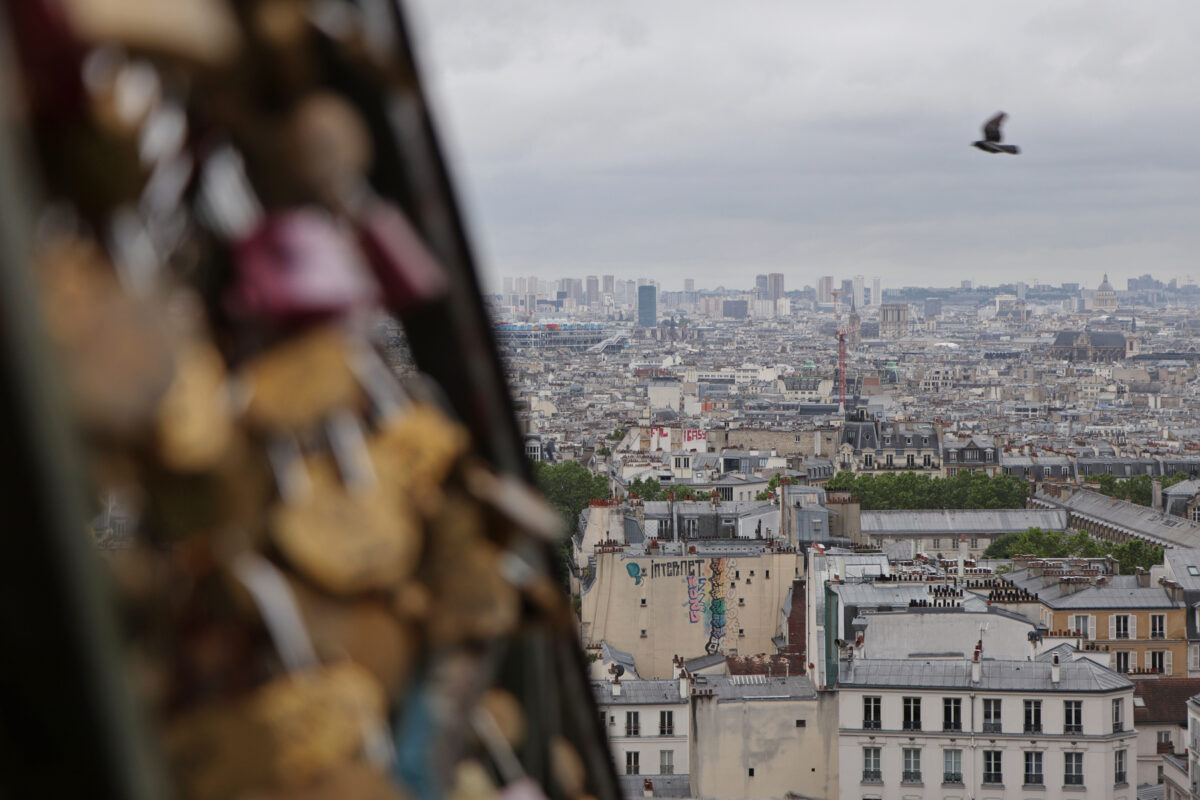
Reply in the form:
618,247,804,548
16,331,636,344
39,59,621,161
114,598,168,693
972,112,1020,154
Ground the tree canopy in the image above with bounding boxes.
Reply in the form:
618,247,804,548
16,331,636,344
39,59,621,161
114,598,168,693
532,460,610,531
1090,472,1192,507
983,526,1163,575
824,470,1029,510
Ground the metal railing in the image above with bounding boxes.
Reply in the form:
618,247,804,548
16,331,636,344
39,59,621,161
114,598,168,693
983,772,1003,784
902,720,922,731
901,770,922,783
943,772,963,784
861,769,881,783
863,719,881,729
1025,773,1044,786
943,721,962,731
1115,771,1126,784
1024,723,1043,733
1065,774,1084,786
983,721,1003,733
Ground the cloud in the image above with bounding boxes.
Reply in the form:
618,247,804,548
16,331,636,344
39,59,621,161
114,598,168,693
407,1,1200,290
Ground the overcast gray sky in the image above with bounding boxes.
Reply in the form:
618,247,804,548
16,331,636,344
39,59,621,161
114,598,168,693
407,1,1200,293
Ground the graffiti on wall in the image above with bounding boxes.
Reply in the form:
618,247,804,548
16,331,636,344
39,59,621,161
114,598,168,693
685,574,707,623
705,558,732,653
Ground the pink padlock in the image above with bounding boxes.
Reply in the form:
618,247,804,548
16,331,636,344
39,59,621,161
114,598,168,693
354,200,449,315
226,208,380,324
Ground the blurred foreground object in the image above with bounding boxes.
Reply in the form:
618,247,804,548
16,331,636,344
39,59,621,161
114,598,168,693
0,1,617,798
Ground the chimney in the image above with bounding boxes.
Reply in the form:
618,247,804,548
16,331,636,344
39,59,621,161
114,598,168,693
971,648,981,684
958,535,967,579
1051,654,1061,685
1152,479,1163,510
612,674,621,696
1136,567,1150,588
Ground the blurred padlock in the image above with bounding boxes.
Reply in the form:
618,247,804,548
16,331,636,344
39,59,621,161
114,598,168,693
226,208,380,325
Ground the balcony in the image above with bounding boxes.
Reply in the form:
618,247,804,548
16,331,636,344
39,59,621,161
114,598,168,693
902,720,922,731
1064,723,1083,734
1024,723,1043,734
862,719,881,730
983,721,1002,733
942,772,963,785
943,721,962,731
1158,742,1175,755
1024,774,1044,786
983,772,1003,785
1064,774,1084,786
901,770,922,784
1113,723,1124,733
861,769,882,784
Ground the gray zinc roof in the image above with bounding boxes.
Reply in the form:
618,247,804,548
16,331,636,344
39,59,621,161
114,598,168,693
861,508,1069,535
591,679,688,705
1044,489,1200,547
840,657,1130,693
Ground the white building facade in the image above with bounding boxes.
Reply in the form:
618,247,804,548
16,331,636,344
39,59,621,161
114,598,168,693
838,656,1136,800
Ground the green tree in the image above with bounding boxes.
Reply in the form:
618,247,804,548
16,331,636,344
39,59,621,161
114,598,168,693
755,472,785,501
532,460,611,590
824,470,1028,510
983,526,1162,574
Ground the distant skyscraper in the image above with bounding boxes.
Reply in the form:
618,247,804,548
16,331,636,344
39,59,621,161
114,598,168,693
767,273,785,301
872,277,881,307
684,278,695,292
637,285,657,327
586,275,600,307
502,277,514,297
924,297,942,318
515,277,527,295
754,274,769,299
567,278,583,303
818,276,834,304
852,275,865,309
840,279,854,301
602,275,615,295
961,280,973,290
1016,281,1027,300
528,275,539,297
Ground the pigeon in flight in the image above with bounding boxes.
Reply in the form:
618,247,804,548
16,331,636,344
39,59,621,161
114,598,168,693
972,112,1020,154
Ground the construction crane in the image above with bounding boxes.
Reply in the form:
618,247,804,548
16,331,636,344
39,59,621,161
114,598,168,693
831,289,860,412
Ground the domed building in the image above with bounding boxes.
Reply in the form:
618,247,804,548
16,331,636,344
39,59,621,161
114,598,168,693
1093,273,1119,312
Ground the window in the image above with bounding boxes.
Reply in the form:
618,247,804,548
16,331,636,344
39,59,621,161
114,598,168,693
949,450,957,462
738,598,745,607
1064,700,1082,734
659,710,673,736
923,454,931,467
863,453,873,467
943,748,962,784
1073,614,1089,637
885,454,893,467
738,628,744,637
1189,566,1200,577
970,537,979,549
1114,614,1130,639
795,719,805,727
1152,614,1165,638
626,711,640,736
1112,698,1124,732
863,696,881,729
1024,751,1043,786
684,518,697,537
1158,730,1172,747
765,570,770,579
903,696,922,730
660,750,674,775
1024,699,1042,733
902,747,921,784
906,436,912,446
625,751,639,775
983,750,1003,785
862,746,881,783
1064,752,1083,785
985,449,993,461
1115,749,1126,785
640,598,647,606
983,698,1002,732
906,454,915,468
640,629,647,638
1116,651,1130,673
1151,650,1166,673
943,697,961,731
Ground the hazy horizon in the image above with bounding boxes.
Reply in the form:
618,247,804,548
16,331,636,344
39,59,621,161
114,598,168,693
408,2,1200,293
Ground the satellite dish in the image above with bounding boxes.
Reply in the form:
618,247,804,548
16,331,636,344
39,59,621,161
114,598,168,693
615,665,626,677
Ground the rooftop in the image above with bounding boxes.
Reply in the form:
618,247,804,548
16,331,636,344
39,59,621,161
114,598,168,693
840,657,1131,693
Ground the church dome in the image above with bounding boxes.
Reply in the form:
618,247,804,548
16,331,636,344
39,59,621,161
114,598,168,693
1098,273,1114,292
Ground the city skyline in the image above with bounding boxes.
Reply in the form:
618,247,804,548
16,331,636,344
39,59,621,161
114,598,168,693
411,1,1200,293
